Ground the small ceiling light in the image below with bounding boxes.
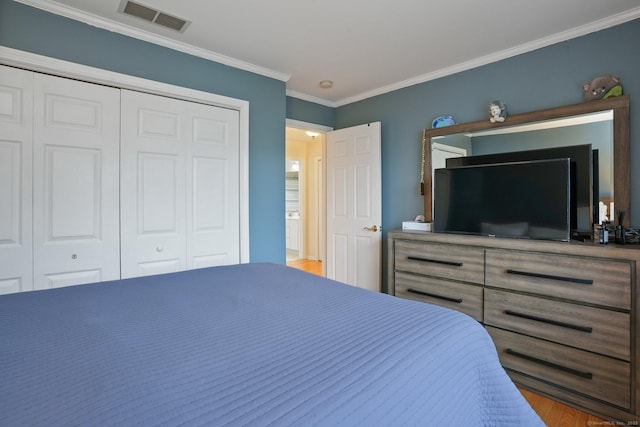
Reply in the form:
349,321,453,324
319,80,333,89
306,131,320,138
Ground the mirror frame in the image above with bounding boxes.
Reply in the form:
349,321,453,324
422,95,630,227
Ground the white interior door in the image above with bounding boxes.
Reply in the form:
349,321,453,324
0,65,33,294
121,90,240,278
32,73,121,290
326,122,381,292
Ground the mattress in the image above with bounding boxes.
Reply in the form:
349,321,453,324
0,263,543,426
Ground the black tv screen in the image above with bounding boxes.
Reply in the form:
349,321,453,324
445,144,593,236
434,159,571,241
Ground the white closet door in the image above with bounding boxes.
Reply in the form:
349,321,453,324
120,90,187,278
0,65,33,294
186,102,240,269
120,90,240,278
33,74,120,290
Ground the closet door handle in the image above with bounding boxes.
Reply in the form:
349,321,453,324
407,288,462,304
506,348,593,379
408,256,463,267
505,310,593,333
506,269,593,285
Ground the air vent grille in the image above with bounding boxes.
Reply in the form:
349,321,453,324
154,13,187,32
119,0,190,33
123,1,155,22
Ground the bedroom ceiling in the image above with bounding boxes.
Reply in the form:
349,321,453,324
17,0,640,106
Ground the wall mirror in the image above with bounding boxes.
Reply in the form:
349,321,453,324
422,96,630,228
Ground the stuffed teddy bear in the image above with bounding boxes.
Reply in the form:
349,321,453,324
582,76,623,101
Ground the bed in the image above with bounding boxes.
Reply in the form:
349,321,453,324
0,263,543,426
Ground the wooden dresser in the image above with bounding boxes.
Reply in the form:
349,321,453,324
387,230,640,422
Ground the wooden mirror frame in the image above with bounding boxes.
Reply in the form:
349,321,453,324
422,95,630,228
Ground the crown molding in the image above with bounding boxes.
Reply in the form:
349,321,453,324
331,6,640,107
14,0,291,82
285,89,338,108
16,1,640,107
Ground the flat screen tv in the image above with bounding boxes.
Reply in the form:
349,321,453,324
434,159,571,241
445,144,593,237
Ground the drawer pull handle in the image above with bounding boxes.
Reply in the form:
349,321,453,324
505,310,593,333
407,288,462,304
505,269,593,285
506,348,593,379
408,256,463,267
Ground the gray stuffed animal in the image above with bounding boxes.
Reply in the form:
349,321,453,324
583,76,623,101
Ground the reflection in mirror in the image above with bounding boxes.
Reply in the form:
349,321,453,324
422,96,630,233
436,112,613,230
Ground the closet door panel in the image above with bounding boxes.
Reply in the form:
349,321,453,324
33,74,120,290
139,153,180,233
121,90,240,278
0,65,33,294
45,146,101,238
187,105,240,269
133,152,184,275
120,90,186,278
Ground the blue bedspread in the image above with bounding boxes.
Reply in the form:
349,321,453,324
0,263,543,426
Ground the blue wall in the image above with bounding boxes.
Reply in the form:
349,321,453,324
332,19,640,289
2,0,639,282
0,0,287,263
286,97,335,128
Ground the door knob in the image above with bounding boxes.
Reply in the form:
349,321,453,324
363,225,379,232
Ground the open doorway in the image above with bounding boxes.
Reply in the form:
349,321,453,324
285,123,328,276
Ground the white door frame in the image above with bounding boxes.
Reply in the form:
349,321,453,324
314,156,324,264
286,119,333,274
0,46,250,263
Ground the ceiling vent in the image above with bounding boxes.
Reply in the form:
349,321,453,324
119,0,190,33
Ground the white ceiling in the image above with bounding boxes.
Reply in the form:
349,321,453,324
17,0,640,107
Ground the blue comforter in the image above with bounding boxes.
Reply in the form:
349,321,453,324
0,263,543,426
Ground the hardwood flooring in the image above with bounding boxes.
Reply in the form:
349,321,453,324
286,258,323,276
519,388,607,426
287,258,608,426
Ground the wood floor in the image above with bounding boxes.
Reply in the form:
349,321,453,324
287,258,609,426
286,258,323,276
519,388,607,426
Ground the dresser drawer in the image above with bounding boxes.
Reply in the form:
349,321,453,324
485,289,630,360
395,271,483,321
394,240,484,285
487,326,631,409
485,249,631,310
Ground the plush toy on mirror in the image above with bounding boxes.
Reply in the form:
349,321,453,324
432,115,456,128
582,75,623,101
489,100,507,123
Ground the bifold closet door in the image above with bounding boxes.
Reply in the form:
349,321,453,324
0,65,33,294
120,90,240,279
186,100,240,270
32,74,121,290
